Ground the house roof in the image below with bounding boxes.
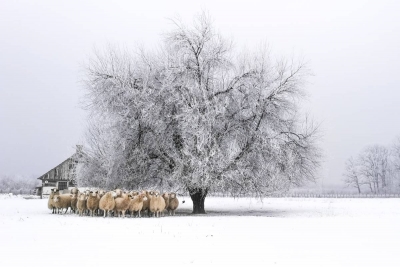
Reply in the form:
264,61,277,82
36,145,85,180
37,156,75,180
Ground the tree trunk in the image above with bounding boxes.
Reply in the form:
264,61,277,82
188,188,208,214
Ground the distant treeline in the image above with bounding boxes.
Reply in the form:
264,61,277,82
0,175,39,195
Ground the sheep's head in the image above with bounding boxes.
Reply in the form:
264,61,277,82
169,193,176,199
78,193,86,200
146,191,155,199
70,188,79,194
139,193,147,201
162,193,169,201
131,191,139,196
114,189,123,197
51,188,60,196
97,190,105,198
110,191,118,198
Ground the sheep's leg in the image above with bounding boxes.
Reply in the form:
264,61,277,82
138,210,141,218
64,207,68,214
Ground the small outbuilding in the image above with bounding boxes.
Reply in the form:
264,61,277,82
37,145,83,198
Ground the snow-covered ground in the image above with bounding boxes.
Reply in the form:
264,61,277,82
0,195,399,266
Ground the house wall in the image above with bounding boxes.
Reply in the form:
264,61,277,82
42,186,54,198
39,155,80,198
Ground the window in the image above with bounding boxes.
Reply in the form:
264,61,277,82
58,181,68,190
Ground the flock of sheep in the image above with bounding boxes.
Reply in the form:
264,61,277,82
48,187,179,218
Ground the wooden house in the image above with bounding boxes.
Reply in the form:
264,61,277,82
36,145,83,198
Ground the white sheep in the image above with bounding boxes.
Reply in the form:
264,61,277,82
71,193,78,214
128,192,147,218
148,191,165,218
167,193,179,216
48,188,60,214
161,192,170,216
114,192,131,218
99,191,118,218
86,191,100,217
77,193,87,216
53,194,72,214
141,190,151,217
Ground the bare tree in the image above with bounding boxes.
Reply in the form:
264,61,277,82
343,157,363,193
391,136,400,189
80,13,321,213
344,144,396,194
359,145,391,193
392,136,400,172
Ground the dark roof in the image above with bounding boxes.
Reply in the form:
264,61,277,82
37,178,65,182
36,153,77,180
36,145,86,180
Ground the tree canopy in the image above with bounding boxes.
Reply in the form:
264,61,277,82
79,13,321,213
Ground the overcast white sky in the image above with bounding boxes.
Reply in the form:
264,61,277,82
1,0,399,187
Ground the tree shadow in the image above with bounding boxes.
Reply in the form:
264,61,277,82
173,207,298,218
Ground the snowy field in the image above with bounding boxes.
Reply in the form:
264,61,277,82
0,195,399,266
